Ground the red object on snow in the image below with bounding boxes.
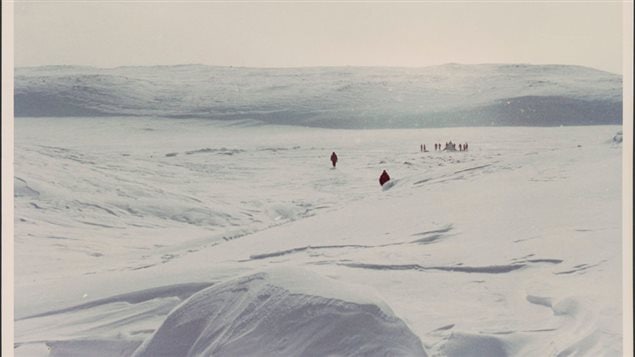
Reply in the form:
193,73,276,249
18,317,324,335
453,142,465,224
330,152,338,167
379,170,391,186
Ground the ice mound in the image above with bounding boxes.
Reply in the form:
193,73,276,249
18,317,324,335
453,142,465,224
612,130,623,143
133,268,426,357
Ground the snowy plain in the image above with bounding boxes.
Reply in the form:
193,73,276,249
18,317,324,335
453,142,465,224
13,116,622,356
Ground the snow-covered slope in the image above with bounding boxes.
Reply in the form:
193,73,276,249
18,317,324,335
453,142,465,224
14,118,623,356
15,64,622,127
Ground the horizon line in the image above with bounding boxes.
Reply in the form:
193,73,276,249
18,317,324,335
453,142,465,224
14,62,621,75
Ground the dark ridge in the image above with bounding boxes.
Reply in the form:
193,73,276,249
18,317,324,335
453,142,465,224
15,93,112,117
15,64,622,128
341,262,527,274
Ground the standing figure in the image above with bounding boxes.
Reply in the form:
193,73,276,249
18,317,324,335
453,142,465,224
420,144,424,152
459,144,463,151
379,170,391,186
330,152,338,168
423,144,427,152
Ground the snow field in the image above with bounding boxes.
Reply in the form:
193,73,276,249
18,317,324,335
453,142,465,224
14,117,623,356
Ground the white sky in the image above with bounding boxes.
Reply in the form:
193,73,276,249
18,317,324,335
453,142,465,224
14,1,624,74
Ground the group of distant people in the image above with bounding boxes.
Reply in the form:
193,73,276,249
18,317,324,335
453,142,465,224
420,142,469,152
331,151,391,187
432,141,469,152
331,141,470,187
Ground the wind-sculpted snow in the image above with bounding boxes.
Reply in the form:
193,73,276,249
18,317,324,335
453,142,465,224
14,120,623,356
19,282,213,320
15,64,622,128
246,225,455,260
339,261,561,274
133,269,427,357
440,332,509,357
14,282,214,356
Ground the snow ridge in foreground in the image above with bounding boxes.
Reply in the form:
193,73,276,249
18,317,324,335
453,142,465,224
133,268,427,357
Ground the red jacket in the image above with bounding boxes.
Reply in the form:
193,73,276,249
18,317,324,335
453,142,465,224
379,170,390,186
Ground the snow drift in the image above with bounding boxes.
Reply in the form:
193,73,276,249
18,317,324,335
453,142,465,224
14,64,622,128
132,268,426,357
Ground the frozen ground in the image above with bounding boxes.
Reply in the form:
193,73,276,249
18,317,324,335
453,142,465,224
14,117,622,356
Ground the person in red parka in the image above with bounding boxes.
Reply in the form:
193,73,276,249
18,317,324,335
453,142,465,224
330,152,338,168
379,170,391,186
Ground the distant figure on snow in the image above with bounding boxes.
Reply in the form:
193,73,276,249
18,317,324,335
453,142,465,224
423,144,428,152
420,144,423,152
330,152,338,168
379,170,391,186
459,144,463,151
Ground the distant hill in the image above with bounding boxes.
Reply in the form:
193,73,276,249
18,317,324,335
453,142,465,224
14,64,622,128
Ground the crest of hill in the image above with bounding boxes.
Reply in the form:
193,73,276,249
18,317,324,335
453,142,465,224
15,64,622,128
